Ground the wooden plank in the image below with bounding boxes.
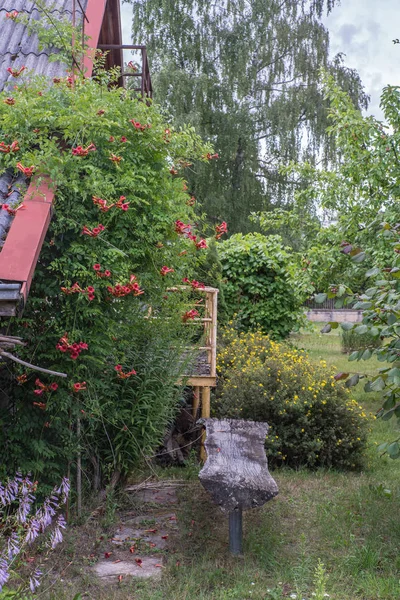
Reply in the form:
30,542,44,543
183,376,217,387
200,387,211,462
211,290,218,377
198,418,278,512
192,386,200,419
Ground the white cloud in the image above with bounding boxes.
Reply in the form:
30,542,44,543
323,0,400,119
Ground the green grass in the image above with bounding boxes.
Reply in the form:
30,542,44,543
39,325,400,600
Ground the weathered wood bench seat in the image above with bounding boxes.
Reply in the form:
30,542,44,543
198,418,278,555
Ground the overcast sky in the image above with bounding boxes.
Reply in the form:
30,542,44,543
323,0,400,120
120,0,399,121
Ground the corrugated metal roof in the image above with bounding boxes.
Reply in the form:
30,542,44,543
0,0,89,91
0,170,26,247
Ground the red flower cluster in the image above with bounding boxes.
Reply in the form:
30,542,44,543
72,381,87,392
182,309,199,322
93,263,111,278
127,61,138,72
121,136,127,143
129,120,151,131
82,223,105,237
16,162,34,177
6,10,19,19
109,153,122,163
174,220,207,249
107,274,144,298
116,195,129,211
187,196,196,206
195,238,207,250
16,374,27,385
0,140,19,153
56,334,88,360
60,282,95,301
115,365,137,379
92,195,113,212
97,109,105,115
182,278,205,289
3,97,15,105
1,202,24,216
33,402,46,410
92,195,129,212
34,378,58,396
160,265,174,276
169,167,178,175
175,220,192,236
215,221,228,239
7,66,25,78
72,143,96,156
203,152,219,160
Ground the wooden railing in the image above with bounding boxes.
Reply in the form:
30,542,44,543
97,44,153,98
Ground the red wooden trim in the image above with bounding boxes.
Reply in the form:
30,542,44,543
0,179,55,304
83,0,108,76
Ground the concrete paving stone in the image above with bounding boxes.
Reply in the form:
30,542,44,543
94,557,163,580
111,526,169,550
132,487,178,504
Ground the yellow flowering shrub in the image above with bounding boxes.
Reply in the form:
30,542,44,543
215,327,370,469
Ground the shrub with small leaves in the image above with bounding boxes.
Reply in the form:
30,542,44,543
215,328,370,469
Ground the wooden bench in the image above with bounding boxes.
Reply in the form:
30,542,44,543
198,418,278,555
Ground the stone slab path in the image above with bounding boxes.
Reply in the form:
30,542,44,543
91,481,184,584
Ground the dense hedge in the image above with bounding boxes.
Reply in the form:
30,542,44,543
218,233,309,338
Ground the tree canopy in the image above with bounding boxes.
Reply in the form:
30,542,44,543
128,0,368,233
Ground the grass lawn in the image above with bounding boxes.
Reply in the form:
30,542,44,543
40,325,400,600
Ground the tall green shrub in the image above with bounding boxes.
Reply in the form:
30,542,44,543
0,65,212,487
218,233,310,338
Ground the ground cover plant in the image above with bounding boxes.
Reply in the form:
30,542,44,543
215,326,370,469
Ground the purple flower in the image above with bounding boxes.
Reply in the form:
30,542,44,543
29,568,42,593
56,477,70,500
17,492,34,524
7,532,19,560
0,557,10,591
50,514,66,549
25,518,40,544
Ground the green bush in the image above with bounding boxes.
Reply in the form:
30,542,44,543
341,328,381,353
215,328,370,469
218,233,311,338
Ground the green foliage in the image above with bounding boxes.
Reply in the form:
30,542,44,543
215,328,369,469
0,62,212,487
289,74,400,456
341,328,381,354
218,233,311,338
130,0,368,234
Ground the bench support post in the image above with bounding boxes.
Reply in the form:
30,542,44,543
229,508,243,556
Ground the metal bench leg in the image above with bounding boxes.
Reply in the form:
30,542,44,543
229,508,243,556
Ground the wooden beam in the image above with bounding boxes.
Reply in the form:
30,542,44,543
182,376,217,387
192,386,200,419
200,386,211,462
